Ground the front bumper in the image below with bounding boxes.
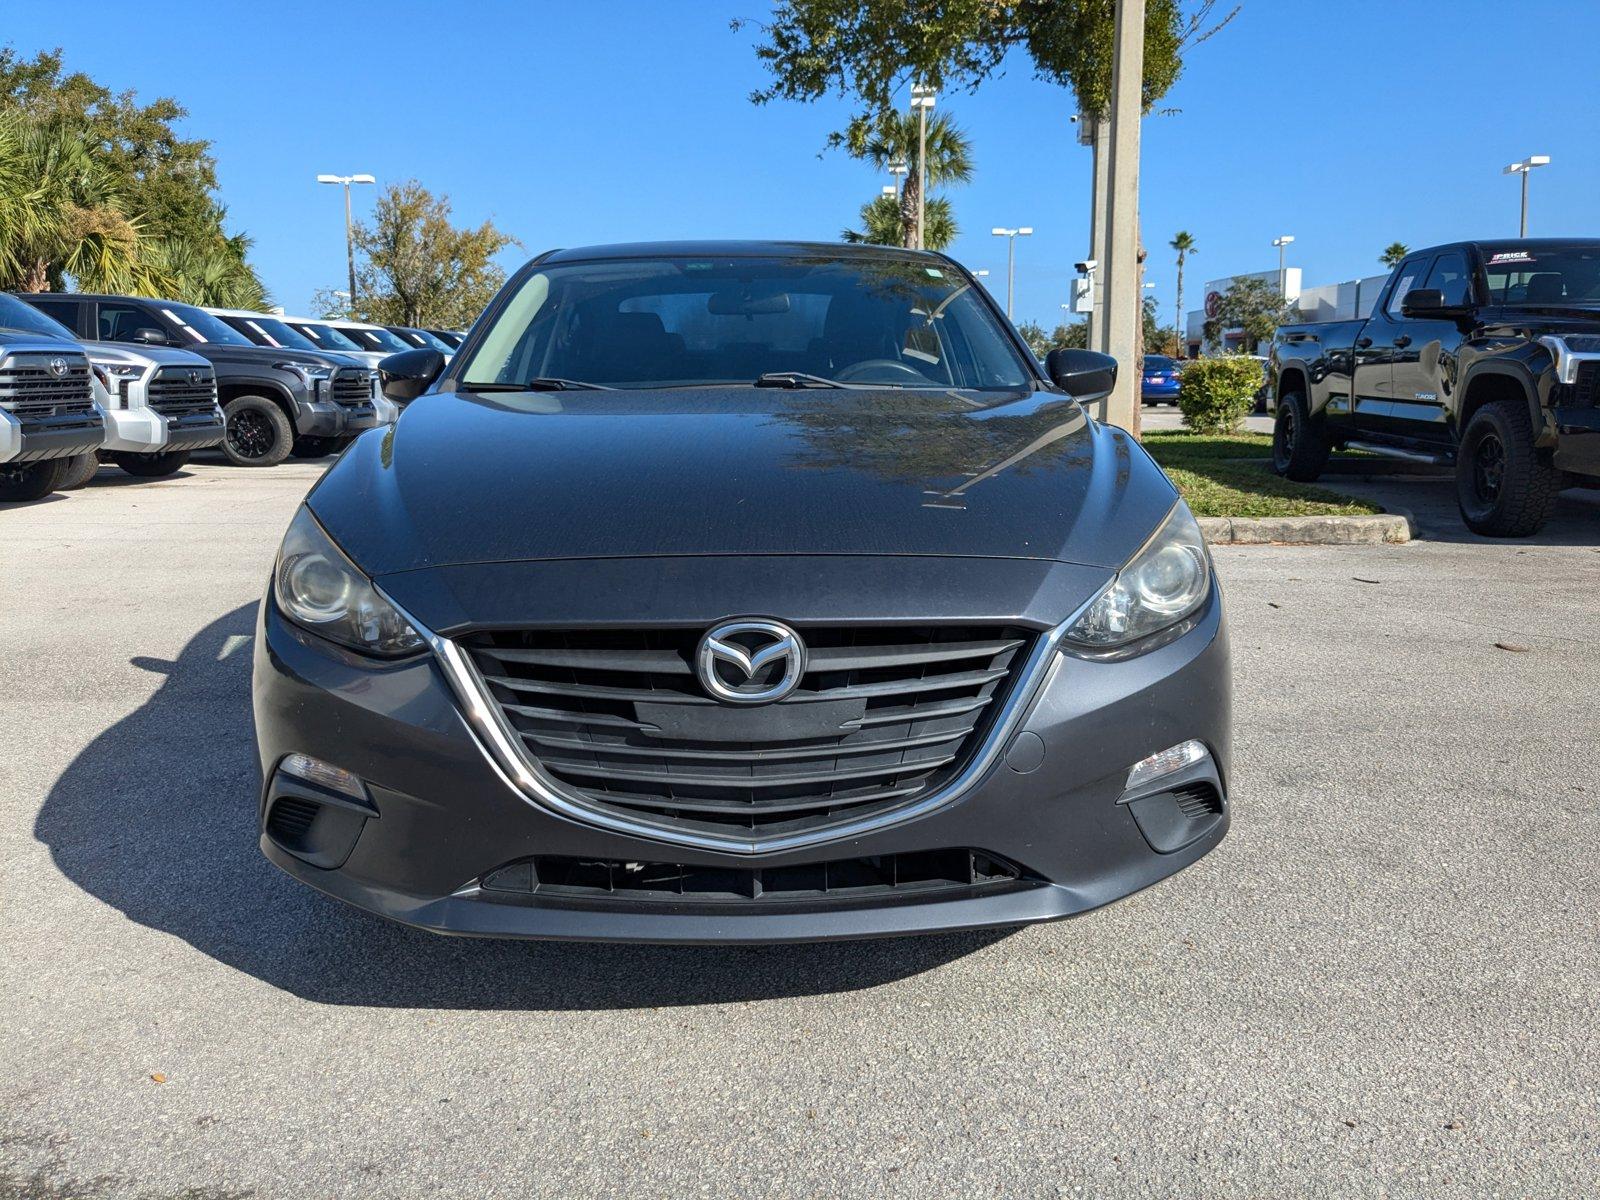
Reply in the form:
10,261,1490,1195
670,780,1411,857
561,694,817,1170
0,406,106,465
297,400,382,438
252,565,1231,944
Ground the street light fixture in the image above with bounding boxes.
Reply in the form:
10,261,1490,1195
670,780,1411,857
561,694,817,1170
991,227,1033,320
317,172,376,315
910,85,936,250
1272,235,1295,298
888,157,908,200
1503,155,1551,236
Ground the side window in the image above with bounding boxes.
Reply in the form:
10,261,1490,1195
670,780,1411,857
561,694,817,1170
98,303,157,342
30,298,80,332
1384,257,1432,318
1422,252,1471,307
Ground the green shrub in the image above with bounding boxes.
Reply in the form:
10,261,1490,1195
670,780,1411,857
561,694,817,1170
1176,356,1262,434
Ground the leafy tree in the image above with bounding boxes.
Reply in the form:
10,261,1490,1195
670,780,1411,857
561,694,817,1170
1201,276,1297,354
0,47,268,303
1169,229,1196,346
349,181,519,328
1379,241,1409,268
842,192,957,250
741,1,1238,132
1017,318,1087,359
842,109,972,249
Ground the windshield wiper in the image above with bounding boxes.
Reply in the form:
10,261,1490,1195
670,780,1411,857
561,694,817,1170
752,371,847,389
465,377,613,392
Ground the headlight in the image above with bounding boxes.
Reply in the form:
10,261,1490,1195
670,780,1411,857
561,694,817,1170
275,361,334,387
1065,501,1211,650
273,506,425,657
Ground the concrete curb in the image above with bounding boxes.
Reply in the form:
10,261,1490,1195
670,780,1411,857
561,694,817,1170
1198,511,1413,545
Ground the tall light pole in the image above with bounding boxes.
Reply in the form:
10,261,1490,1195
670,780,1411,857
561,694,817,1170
317,172,375,316
991,227,1033,320
1272,235,1295,298
1503,155,1550,237
910,84,936,250
888,157,908,197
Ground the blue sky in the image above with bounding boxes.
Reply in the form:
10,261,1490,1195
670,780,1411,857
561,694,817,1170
11,0,1599,327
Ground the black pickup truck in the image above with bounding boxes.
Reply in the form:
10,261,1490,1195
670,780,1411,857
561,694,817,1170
1269,239,1600,536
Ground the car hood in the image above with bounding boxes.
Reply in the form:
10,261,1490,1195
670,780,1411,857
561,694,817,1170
309,386,1178,576
84,343,210,370
188,343,344,369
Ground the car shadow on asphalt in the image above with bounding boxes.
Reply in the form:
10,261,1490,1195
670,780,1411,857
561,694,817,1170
1329,475,1600,547
34,604,1008,1010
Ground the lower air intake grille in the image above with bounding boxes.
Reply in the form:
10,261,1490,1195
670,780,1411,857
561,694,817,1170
265,796,319,841
458,624,1035,844
1572,361,1598,410
1171,782,1223,820
482,849,1027,906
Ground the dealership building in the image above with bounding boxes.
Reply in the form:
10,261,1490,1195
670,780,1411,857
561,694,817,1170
1182,267,1391,357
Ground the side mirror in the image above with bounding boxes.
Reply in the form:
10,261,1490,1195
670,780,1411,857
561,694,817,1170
378,348,445,405
1400,288,1469,318
1045,348,1118,403
129,327,170,346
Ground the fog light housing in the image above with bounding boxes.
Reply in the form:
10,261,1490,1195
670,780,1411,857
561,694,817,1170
1125,740,1209,791
279,753,365,799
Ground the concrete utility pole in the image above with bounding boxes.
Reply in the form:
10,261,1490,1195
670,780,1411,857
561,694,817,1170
911,85,937,250
1100,0,1145,433
1273,235,1295,298
1503,155,1550,237
1076,114,1112,353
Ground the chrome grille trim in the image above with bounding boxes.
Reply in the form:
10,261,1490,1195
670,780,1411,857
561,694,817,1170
408,601,1078,856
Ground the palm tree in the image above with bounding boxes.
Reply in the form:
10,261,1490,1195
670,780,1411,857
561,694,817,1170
842,194,957,251
1380,242,1410,268
1170,231,1197,353
846,110,973,249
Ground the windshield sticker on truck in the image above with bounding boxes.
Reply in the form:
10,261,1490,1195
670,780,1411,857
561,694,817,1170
1489,251,1535,265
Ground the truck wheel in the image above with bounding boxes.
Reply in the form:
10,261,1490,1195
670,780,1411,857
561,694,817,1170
1271,390,1331,481
57,452,101,491
223,395,293,467
112,450,191,478
1455,400,1560,537
292,436,337,459
0,457,70,502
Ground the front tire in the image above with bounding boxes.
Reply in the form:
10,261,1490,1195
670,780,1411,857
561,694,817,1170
1271,390,1332,481
57,452,101,491
0,457,70,502
112,450,191,478
222,395,293,467
1455,400,1560,537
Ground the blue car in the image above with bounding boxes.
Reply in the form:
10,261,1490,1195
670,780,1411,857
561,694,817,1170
1141,354,1182,405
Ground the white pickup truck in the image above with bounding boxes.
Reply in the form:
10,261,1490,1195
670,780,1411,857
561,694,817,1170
71,342,225,487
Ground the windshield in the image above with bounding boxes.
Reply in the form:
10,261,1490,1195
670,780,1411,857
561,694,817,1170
341,324,411,353
1480,243,1600,305
0,293,77,340
161,303,253,346
252,316,321,352
461,253,1034,392
1143,356,1177,371
294,322,365,352
403,327,455,352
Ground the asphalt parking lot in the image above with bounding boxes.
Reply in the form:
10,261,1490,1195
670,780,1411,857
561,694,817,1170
3,454,1597,1199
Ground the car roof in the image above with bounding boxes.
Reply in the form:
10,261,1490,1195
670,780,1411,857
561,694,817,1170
536,239,953,266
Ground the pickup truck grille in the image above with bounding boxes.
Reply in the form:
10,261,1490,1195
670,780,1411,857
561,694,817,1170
459,624,1033,844
147,365,218,416
0,352,95,419
332,367,371,407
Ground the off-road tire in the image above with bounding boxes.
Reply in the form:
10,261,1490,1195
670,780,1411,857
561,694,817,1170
1271,390,1332,481
0,456,70,502
1455,399,1560,537
112,450,191,478
57,452,100,490
222,395,293,467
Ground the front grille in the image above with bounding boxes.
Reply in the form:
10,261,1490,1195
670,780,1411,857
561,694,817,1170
332,367,372,406
147,365,217,416
482,848,1028,906
1572,361,1598,410
459,624,1035,843
0,352,94,419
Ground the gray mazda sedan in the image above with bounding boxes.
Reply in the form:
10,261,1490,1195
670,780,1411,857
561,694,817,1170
252,241,1230,943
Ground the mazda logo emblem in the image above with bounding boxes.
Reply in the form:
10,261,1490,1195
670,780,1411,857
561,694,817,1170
696,619,806,705
48,357,69,378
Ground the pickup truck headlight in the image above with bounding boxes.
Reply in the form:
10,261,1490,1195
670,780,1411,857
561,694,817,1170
1065,501,1211,651
273,506,425,657
275,361,335,388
